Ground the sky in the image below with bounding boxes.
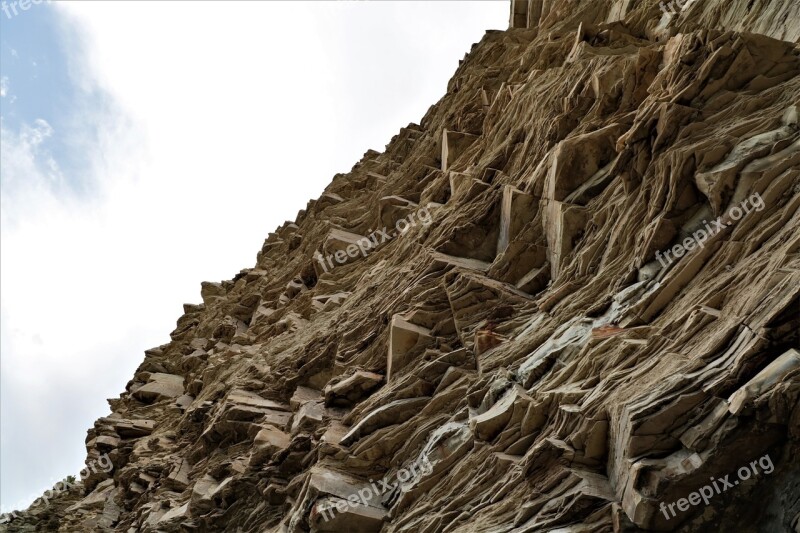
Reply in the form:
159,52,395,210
0,0,509,513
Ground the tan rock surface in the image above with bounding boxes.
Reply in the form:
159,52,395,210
9,1,800,532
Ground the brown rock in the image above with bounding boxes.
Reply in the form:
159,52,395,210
31,3,800,531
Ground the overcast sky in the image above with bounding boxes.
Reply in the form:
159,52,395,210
0,0,508,513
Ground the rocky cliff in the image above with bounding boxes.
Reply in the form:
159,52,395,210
6,0,800,531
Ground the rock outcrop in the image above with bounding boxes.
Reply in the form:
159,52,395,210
6,0,800,531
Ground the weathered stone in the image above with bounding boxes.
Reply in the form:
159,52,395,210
387,315,433,381
292,467,387,532
378,195,418,228
157,503,188,525
324,371,384,407
441,129,478,172
202,390,292,445
175,394,194,409
311,498,386,532
470,384,530,441
290,386,323,410
291,401,325,434
189,474,220,515
94,435,120,451
728,348,800,415
111,419,155,438
253,425,291,456
65,479,115,512
317,227,370,273
131,373,184,403
543,199,588,280
166,458,191,490
497,185,537,255
26,4,800,532
227,389,291,412
340,397,429,446
200,281,226,303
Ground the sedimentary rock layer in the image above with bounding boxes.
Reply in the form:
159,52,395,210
8,0,800,531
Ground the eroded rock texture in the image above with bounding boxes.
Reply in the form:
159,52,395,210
8,0,800,531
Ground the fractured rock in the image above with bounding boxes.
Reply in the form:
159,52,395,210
441,129,478,172
470,384,531,441
324,371,384,407
131,373,184,403
387,315,433,381
728,348,800,415
29,3,800,532
249,425,292,466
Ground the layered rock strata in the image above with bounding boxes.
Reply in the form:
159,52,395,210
7,0,800,531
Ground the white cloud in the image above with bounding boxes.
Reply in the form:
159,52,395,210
0,76,8,97
0,0,509,512
0,118,64,214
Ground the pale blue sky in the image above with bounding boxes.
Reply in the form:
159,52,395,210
0,0,509,513
1,1,108,203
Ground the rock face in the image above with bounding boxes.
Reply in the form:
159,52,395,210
8,1,800,531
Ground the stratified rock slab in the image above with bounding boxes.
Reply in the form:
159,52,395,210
24,3,800,532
